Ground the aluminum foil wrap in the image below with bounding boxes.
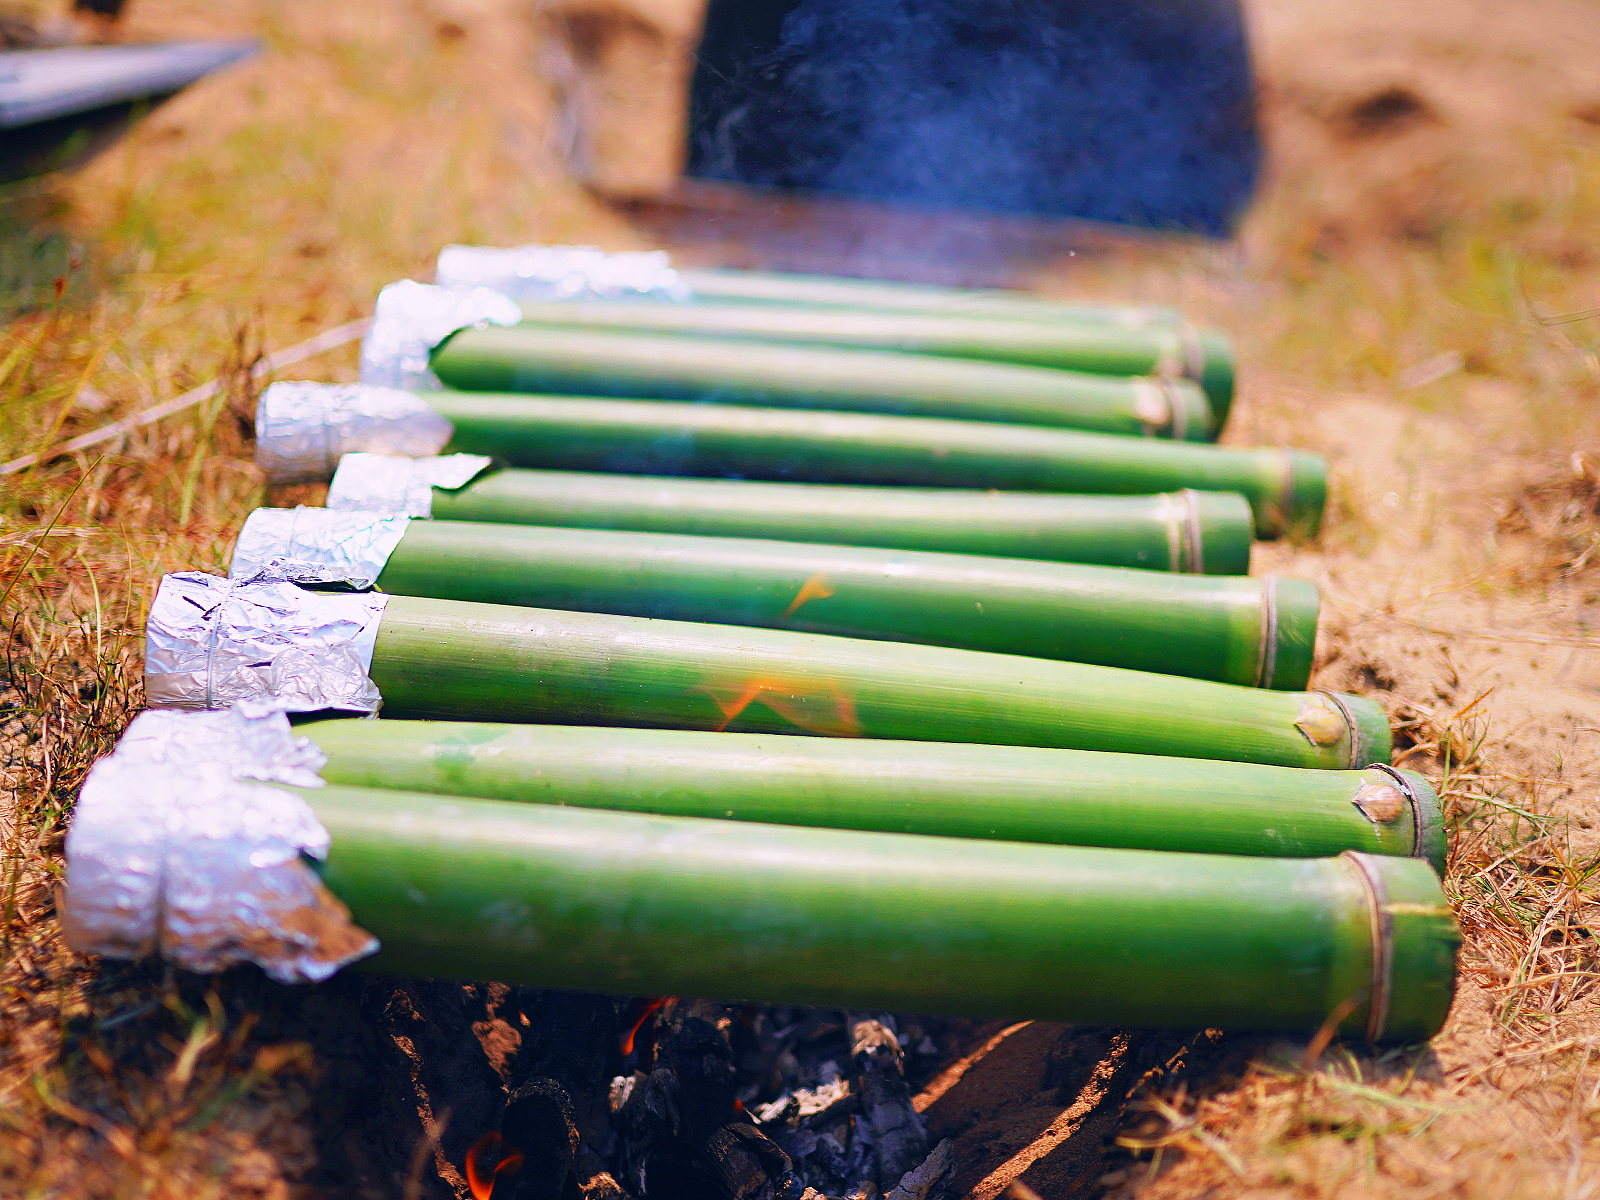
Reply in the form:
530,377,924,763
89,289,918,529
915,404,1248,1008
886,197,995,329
62,748,377,983
230,506,409,589
145,572,388,713
111,700,328,786
255,380,454,484
325,452,493,518
61,703,377,983
435,242,691,302
359,279,522,391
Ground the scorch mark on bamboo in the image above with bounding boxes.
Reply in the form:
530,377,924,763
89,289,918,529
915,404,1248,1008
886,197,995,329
694,676,862,737
781,571,835,619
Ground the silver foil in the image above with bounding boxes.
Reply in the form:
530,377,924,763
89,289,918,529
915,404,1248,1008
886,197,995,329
144,572,387,713
62,699,378,984
325,452,493,518
435,242,691,302
255,380,454,484
230,506,409,589
111,700,329,786
359,279,522,391
62,753,377,984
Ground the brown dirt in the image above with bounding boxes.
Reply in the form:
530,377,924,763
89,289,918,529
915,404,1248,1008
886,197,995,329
4,0,1600,1195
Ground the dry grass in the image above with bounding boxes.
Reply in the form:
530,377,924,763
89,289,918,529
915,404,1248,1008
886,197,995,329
1100,700,1600,1198
0,3,620,1192
4,0,1600,1194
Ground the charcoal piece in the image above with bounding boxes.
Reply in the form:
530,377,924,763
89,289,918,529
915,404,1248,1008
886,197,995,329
617,1001,806,1200
515,989,630,1145
362,979,516,1197
620,1066,805,1199
662,1002,741,1104
574,1147,632,1200
493,1076,581,1200
708,1122,809,1200
770,1108,860,1197
849,1017,928,1190
883,1139,954,1200
730,1005,785,1084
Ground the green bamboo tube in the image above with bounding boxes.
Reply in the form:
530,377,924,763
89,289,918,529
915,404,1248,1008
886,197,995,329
428,470,1254,574
303,719,1445,872
304,785,1458,1039
678,267,1183,322
368,521,1315,688
430,392,1324,538
366,595,1389,768
429,326,1216,442
673,269,1236,430
512,300,1231,429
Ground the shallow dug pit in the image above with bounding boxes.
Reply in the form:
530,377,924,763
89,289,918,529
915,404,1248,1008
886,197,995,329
30,950,1207,1200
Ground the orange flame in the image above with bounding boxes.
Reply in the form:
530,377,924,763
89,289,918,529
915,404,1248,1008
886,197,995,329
465,1132,524,1200
696,676,861,737
780,572,835,619
620,996,675,1057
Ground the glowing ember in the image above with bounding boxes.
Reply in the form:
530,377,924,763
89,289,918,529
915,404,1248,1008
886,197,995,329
696,676,862,737
619,995,675,1057
781,572,835,619
465,1131,524,1200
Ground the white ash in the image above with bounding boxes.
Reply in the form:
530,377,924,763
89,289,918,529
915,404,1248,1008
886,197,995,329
884,1139,954,1200
756,1076,853,1124
609,1073,639,1113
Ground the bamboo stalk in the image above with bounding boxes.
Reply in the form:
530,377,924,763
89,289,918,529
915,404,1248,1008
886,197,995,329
675,268,1186,326
429,326,1216,442
511,300,1232,429
425,471,1254,574
303,785,1458,1040
366,520,1316,688
427,392,1325,538
302,719,1445,871
672,269,1234,432
365,595,1389,768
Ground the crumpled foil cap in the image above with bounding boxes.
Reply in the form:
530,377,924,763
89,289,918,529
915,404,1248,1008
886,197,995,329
255,380,454,485
230,506,409,590
145,572,388,713
326,452,493,518
435,242,691,302
359,279,522,391
62,752,377,984
112,700,329,787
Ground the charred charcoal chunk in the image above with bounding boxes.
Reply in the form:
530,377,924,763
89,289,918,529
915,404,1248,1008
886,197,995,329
515,989,631,1147
849,1016,928,1190
616,1001,805,1200
493,1076,580,1200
